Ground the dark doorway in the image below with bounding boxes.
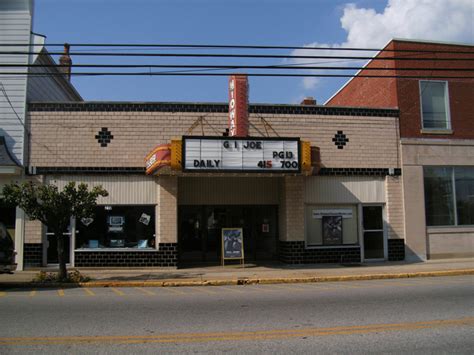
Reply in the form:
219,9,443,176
46,228,72,265
178,205,278,265
362,206,385,260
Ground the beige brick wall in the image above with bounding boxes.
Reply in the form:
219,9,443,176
279,176,304,242
24,219,43,244
28,111,400,169
157,176,178,244
385,176,405,240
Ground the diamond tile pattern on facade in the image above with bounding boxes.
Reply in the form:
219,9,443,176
332,131,349,149
95,127,114,147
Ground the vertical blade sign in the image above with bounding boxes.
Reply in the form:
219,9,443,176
228,75,249,137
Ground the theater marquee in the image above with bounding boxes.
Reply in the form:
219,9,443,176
183,136,300,173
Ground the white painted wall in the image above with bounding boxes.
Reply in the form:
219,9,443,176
0,0,34,166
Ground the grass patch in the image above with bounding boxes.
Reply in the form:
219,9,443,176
33,270,91,283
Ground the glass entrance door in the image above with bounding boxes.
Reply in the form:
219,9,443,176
362,206,385,260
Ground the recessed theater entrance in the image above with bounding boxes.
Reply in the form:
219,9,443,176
177,177,280,266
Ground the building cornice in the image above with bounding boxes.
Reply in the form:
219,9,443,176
28,101,399,117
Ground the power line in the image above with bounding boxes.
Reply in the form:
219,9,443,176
2,64,473,71
0,72,471,79
1,51,473,61
0,42,473,54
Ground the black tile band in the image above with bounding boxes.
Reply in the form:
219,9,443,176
318,168,402,176
28,102,399,117
74,243,178,267
24,243,43,267
279,241,361,264
388,239,405,261
33,167,146,174
31,167,402,176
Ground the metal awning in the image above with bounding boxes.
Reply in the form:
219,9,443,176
0,136,22,175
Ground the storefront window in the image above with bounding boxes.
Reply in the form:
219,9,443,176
76,205,155,249
305,205,358,246
455,167,474,225
424,167,474,226
424,167,454,226
0,201,15,242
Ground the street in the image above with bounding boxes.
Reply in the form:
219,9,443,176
0,275,473,354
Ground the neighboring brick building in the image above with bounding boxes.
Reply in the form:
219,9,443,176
23,99,404,268
326,39,474,260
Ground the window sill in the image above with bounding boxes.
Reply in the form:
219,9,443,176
420,129,453,135
427,226,474,234
75,248,157,252
305,244,360,249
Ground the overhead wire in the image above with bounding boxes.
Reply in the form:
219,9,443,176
1,42,473,54
0,72,470,79
1,64,472,71
0,51,473,61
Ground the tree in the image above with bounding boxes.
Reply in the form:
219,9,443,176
2,181,108,280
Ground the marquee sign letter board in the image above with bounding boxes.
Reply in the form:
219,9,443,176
183,136,300,173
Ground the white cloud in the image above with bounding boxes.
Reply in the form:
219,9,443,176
341,0,473,47
293,0,474,94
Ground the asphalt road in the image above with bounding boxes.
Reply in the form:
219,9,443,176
0,276,473,354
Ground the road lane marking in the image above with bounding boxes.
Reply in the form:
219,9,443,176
0,291,5,297
83,288,95,296
331,283,365,289
191,287,217,295
1,317,472,346
57,289,65,297
161,287,187,295
29,289,37,297
262,284,306,292
218,286,244,293
245,286,277,293
110,288,125,296
135,287,155,296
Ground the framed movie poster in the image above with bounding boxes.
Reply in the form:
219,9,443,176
221,228,244,266
322,216,343,245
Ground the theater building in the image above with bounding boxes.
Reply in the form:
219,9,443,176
21,75,405,268
327,39,474,261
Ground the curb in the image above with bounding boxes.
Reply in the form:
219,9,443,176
1,269,473,289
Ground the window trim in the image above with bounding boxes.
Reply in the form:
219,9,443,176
419,80,451,131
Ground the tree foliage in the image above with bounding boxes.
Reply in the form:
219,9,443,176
2,181,108,280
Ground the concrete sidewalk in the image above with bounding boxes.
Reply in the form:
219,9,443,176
1,258,473,287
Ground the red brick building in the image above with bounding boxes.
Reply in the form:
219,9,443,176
327,39,474,260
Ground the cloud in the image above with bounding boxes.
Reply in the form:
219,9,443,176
292,0,474,94
341,0,473,47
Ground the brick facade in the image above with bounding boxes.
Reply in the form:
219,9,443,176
326,40,474,140
157,176,178,244
279,241,361,264
27,106,400,171
24,243,43,267
385,176,405,240
279,176,305,242
74,243,177,267
25,102,404,266
387,239,405,261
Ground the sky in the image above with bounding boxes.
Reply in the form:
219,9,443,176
33,0,474,105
